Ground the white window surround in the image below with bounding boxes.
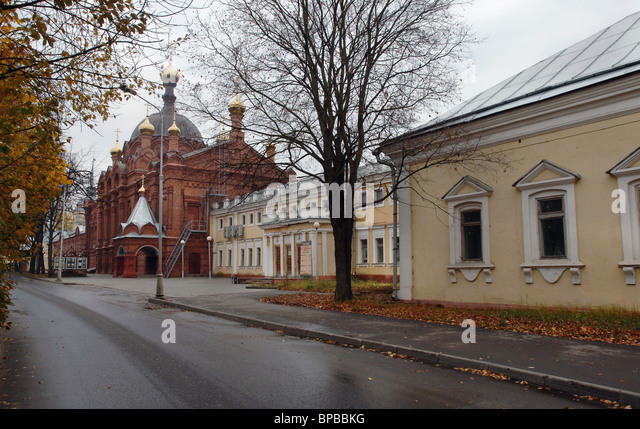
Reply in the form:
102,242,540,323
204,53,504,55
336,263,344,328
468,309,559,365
443,176,494,284
608,146,640,285
255,239,263,267
514,160,584,285
246,239,254,267
372,226,385,266
387,224,400,264
238,240,245,267
374,187,385,208
357,228,369,266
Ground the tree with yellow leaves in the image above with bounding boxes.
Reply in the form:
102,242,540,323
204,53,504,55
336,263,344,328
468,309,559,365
0,0,192,326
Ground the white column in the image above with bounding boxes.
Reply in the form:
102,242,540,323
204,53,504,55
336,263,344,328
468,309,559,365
322,231,328,276
232,238,238,275
279,233,285,277
312,229,318,278
262,237,267,276
266,236,272,277
290,232,296,277
232,214,238,275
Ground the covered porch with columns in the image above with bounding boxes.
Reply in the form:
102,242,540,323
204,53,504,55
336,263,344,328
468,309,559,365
261,219,334,279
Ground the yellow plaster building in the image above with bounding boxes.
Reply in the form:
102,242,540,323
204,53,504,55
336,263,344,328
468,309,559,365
209,167,398,282
380,12,640,310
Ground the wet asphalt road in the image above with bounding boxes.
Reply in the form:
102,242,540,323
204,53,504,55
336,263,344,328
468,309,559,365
0,277,604,409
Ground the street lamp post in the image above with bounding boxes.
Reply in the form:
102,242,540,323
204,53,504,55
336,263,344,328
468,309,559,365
119,84,165,299
180,239,185,279
157,112,165,295
207,236,212,279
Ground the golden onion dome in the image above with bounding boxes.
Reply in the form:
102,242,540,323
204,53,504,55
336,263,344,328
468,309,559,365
110,140,122,156
160,60,179,86
218,123,229,141
228,93,246,114
168,108,180,135
138,115,155,135
138,175,146,195
266,138,276,150
168,119,180,136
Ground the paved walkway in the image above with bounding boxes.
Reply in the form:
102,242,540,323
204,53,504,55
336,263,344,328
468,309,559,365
25,273,640,408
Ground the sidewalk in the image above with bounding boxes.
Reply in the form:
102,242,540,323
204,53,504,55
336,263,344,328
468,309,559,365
26,273,640,407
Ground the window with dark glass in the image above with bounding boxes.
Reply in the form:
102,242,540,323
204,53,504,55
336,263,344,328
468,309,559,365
538,197,566,258
375,237,384,263
360,239,368,264
461,209,482,261
375,187,384,205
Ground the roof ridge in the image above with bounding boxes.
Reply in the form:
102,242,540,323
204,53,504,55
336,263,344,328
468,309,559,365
412,11,640,133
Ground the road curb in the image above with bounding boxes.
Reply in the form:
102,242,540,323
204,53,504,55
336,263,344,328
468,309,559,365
148,297,640,408
19,274,96,287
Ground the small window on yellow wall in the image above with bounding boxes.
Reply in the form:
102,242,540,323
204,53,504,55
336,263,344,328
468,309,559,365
537,197,566,259
442,176,494,284
360,239,368,264
461,209,482,261
375,237,384,264
514,160,582,285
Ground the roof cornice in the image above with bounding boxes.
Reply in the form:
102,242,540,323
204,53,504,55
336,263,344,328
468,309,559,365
381,71,640,164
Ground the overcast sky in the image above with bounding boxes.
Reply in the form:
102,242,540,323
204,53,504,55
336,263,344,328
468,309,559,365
457,0,640,99
72,0,640,174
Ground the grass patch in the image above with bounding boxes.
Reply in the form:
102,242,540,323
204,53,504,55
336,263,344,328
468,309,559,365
261,283,640,346
487,306,640,332
273,277,393,294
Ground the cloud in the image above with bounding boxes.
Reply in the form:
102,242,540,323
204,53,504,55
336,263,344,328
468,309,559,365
69,0,640,172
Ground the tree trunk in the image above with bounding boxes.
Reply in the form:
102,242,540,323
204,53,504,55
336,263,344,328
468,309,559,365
47,232,55,277
38,249,45,274
332,216,354,302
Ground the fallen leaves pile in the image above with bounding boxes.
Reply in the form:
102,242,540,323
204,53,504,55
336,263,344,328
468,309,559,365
259,292,640,346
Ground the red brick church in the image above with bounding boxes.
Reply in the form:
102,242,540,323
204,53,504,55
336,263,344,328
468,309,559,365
77,62,283,278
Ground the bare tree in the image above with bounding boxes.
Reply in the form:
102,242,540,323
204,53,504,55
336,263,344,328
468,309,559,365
184,0,475,301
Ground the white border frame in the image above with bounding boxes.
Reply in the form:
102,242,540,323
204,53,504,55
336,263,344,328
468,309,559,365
372,226,386,266
357,228,369,266
443,177,494,283
515,161,583,285
609,147,640,284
